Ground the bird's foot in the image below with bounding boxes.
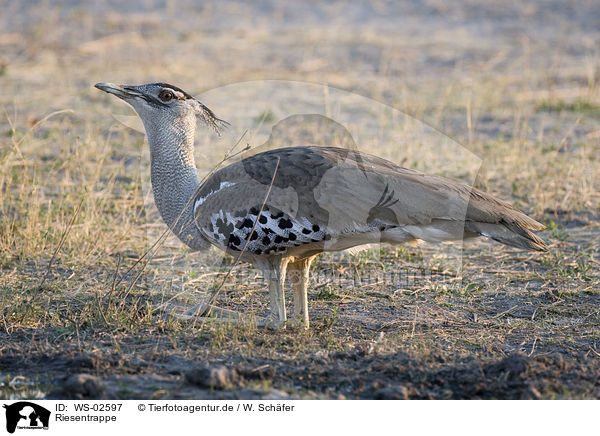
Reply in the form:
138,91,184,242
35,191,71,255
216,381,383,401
287,314,309,330
257,314,286,330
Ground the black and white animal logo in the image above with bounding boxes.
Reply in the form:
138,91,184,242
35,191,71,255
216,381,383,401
3,402,50,433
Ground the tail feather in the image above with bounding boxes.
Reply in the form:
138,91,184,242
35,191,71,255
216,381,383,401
464,187,548,251
466,221,548,252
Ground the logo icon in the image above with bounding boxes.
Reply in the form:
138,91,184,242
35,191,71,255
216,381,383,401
3,402,50,434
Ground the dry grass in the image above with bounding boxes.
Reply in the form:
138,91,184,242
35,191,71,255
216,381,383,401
0,0,599,399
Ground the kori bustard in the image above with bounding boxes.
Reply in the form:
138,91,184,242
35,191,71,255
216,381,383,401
95,82,547,329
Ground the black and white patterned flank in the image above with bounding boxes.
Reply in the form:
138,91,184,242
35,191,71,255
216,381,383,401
202,207,330,254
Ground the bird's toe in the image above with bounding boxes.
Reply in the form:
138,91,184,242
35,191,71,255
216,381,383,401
257,314,286,330
287,315,309,330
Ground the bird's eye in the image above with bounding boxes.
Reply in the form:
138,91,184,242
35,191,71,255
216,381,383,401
159,90,174,101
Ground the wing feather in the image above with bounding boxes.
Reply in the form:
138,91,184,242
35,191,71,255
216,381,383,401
193,145,546,253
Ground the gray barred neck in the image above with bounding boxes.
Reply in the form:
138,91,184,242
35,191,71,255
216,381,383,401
145,115,197,169
144,115,210,251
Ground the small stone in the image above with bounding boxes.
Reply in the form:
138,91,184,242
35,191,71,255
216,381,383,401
373,385,409,400
70,353,95,369
185,364,238,390
59,374,104,399
261,389,289,400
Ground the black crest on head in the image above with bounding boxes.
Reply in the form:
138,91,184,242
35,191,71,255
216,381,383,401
196,101,230,135
148,82,229,135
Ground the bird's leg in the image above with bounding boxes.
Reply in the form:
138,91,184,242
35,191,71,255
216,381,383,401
287,256,315,329
258,257,290,329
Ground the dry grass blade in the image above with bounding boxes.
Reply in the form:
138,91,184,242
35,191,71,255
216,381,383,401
38,195,85,290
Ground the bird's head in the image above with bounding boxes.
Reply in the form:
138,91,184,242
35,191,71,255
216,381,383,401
95,82,227,134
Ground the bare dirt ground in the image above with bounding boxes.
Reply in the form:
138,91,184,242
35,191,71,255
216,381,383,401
0,0,599,399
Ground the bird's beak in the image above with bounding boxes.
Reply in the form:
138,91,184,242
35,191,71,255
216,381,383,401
95,82,142,100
